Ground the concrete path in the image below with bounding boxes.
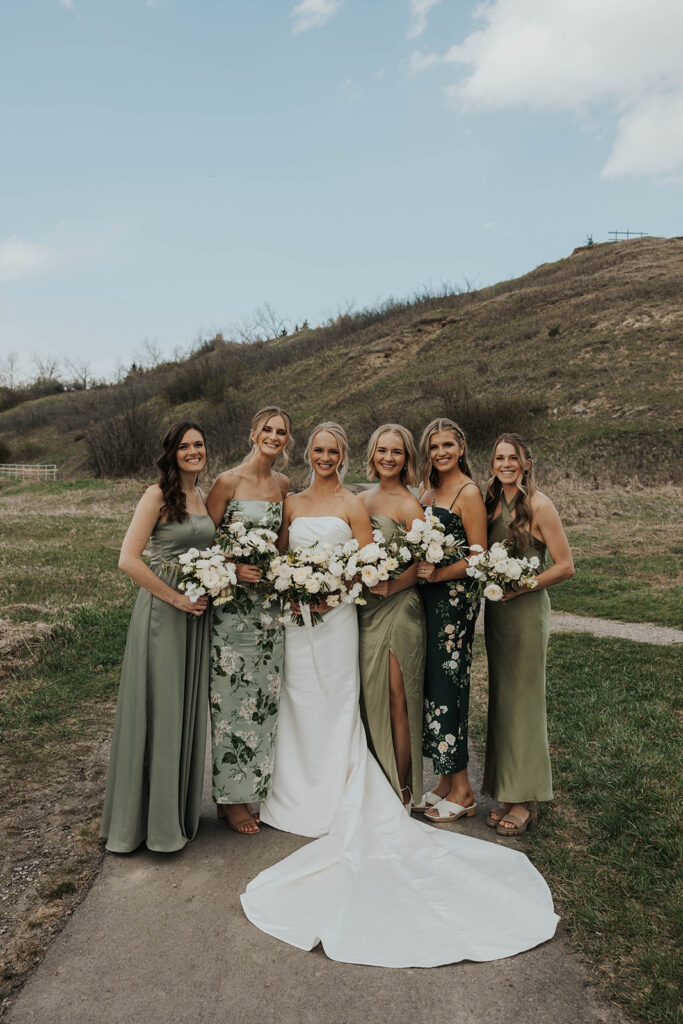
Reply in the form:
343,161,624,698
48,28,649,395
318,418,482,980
6,753,623,1024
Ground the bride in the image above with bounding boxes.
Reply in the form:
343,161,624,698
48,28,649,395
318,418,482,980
242,422,558,968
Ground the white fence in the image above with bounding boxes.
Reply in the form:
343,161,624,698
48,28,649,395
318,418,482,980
0,463,57,481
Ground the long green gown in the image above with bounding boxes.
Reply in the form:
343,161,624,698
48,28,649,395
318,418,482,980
100,513,215,854
358,515,426,800
482,493,553,802
420,501,480,775
210,499,283,804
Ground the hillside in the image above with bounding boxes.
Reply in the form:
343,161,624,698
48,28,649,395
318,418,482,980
1,235,681,483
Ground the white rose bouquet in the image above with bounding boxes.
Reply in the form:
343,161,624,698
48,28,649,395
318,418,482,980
338,531,412,606
172,545,239,606
465,541,540,602
402,508,466,574
216,519,280,574
266,542,341,626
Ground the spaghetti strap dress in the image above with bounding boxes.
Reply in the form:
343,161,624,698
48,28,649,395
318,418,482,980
420,485,480,775
209,489,284,805
482,492,553,802
358,515,426,800
100,513,215,853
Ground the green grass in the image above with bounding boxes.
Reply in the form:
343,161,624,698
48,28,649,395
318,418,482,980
551,554,682,628
471,634,682,1024
0,605,129,763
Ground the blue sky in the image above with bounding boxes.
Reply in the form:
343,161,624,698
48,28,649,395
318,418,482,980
1,0,681,380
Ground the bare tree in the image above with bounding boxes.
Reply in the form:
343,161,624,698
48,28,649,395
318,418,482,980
0,351,21,389
64,356,94,390
229,303,289,343
31,351,61,382
135,337,165,369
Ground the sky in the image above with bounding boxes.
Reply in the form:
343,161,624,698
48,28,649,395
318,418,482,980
1,0,681,382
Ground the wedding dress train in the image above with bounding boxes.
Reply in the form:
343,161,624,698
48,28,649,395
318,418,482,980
243,517,558,967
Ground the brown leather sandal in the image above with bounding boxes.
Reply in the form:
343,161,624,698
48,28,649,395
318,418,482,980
496,801,538,836
486,803,511,828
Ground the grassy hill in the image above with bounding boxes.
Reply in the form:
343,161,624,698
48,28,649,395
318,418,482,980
1,235,681,483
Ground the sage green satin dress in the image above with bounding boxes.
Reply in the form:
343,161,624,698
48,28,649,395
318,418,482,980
100,513,215,853
482,494,553,802
358,515,426,800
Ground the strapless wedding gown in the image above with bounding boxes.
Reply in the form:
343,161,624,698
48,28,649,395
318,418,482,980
243,517,558,968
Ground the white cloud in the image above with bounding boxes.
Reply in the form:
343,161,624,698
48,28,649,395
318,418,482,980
291,0,342,35
0,238,54,282
407,0,440,40
59,0,74,7
412,0,683,179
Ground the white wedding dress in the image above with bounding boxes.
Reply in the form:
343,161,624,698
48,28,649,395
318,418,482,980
243,517,558,968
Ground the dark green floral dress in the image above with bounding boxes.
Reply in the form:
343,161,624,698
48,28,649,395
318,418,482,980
210,499,283,804
420,504,480,774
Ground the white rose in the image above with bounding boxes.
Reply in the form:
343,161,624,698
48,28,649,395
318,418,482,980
304,575,322,594
399,546,412,562
358,542,383,564
483,583,504,601
426,541,444,564
342,539,359,556
405,524,422,543
385,557,398,572
345,555,359,577
360,565,380,587
328,559,345,578
292,566,312,585
506,559,523,580
178,547,199,566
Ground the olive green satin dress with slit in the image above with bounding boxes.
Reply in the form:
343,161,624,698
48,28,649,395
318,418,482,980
100,513,215,853
358,515,426,800
482,494,553,803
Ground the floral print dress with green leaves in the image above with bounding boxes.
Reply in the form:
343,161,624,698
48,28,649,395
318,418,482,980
210,499,283,803
420,506,480,775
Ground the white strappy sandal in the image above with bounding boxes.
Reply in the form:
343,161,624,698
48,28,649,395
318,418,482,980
411,790,442,813
424,799,477,824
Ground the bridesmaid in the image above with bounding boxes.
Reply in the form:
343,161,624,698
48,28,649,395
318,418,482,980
482,433,574,836
358,424,426,807
206,406,291,835
100,421,214,853
416,418,487,824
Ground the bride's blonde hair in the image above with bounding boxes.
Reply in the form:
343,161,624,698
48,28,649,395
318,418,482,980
304,421,349,484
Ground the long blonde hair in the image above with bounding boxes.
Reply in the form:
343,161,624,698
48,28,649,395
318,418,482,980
304,421,349,483
484,433,536,551
419,417,472,489
366,423,418,487
245,405,293,467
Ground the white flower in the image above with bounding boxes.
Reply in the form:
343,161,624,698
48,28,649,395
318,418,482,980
426,541,444,564
304,575,322,594
292,565,312,585
360,564,380,587
469,544,484,554
399,546,412,562
342,539,359,556
178,547,199,566
385,557,398,572
445,733,455,745
239,696,258,718
184,582,206,602
372,529,385,543
437,741,448,754
328,559,345,578
506,559,523,581
326,593,340,607
483,583,504,601
357,542,383,564
345,555,358,577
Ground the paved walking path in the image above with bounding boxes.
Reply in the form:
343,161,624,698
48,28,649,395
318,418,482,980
6,751,624,1024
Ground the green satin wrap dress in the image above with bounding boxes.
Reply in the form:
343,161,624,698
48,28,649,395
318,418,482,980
100,513,215,853
358,515,426,800
482,494,553,802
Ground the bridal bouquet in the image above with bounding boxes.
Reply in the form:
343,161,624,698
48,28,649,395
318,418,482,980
465,542,540,602
173,545,238,606
403,508,466,570
339,532,411,606
267,543,342,626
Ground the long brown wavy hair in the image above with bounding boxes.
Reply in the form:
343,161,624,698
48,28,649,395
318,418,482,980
484,433,536,551
157,421,207,522
419,418,473,489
